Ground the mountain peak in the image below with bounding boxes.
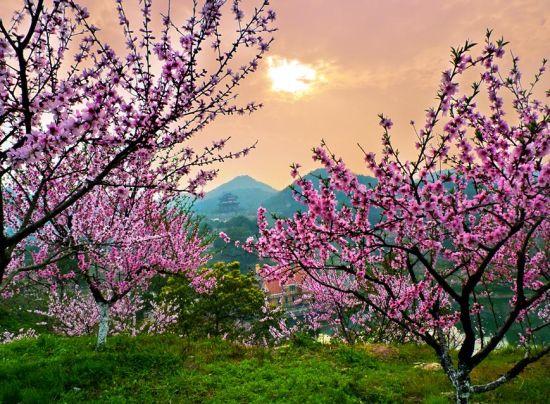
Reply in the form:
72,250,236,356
217,175,277,192
193,175,277,215
226,174,259,184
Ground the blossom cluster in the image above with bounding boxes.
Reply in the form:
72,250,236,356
0,328,37,344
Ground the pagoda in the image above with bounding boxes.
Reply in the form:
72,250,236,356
217,192,240,213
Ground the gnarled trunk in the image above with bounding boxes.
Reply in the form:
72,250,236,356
436,338,472,404
96,301,110,348
453,368,472,404
455,380,471,404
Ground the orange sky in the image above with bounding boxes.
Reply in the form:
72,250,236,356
1,0,549,190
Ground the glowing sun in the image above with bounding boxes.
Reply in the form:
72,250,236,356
267,57,318,96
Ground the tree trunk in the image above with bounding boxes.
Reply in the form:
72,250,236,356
97,301,110,348
454,374,472,404
336,307,353,344
0,247,11,294
436,340,472,404
455,383,471,404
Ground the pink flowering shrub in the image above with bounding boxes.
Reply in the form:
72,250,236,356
37,290,100,337
27,184,213,346
0,327,37,344
245,32,549,403
36,287,179,337
298,273,372,344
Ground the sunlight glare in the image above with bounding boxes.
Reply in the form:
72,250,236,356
267,57,318,96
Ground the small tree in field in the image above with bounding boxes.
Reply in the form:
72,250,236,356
0,0,275,297
33,184,212,346
245,33,549,403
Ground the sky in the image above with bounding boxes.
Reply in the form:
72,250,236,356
1,0,549,190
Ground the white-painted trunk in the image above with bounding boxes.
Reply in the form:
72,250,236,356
97,301,110,348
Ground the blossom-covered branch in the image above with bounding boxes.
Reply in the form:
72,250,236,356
0,0,275,292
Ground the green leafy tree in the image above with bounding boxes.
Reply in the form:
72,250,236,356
160,262,265,339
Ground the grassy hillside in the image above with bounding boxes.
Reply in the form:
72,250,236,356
1,335,548,403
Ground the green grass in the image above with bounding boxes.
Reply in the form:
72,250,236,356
0,335,548,403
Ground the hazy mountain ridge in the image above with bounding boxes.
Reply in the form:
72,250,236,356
194,168,479,221
193,175,277,215
195,169,379,219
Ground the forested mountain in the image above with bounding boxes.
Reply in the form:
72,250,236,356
193,175,277,216
196,169,379,220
